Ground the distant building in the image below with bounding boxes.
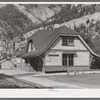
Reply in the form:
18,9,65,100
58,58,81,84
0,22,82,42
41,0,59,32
1,60,13,69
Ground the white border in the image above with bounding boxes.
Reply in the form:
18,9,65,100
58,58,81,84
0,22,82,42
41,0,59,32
1,2,100,98
1,89,100,98
0,2,100,4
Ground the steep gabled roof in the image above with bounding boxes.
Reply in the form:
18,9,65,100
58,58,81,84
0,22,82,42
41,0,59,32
22,25,80,58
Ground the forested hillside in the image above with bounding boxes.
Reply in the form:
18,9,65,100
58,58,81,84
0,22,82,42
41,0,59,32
43,4,100,28
1,4,100,41
0,4,100,40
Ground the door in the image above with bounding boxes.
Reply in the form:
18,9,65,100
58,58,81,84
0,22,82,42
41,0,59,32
37,57,43,71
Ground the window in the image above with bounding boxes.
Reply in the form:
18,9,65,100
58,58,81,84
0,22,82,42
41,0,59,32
62,54,74,66
69,54,74,66
28,40,35,52
62,36,74,46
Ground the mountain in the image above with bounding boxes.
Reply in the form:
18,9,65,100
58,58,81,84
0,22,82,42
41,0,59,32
0,4,100,39
0,4,63,41
15,4,62,24
0,4,97,40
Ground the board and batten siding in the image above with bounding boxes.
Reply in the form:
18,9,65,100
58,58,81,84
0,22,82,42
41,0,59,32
44,36,90,67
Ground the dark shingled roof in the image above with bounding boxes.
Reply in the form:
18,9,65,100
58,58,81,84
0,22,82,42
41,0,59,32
22,25,79,58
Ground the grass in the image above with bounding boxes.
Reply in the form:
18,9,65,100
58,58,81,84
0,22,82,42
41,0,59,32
0,74,37,88
0,74,18,88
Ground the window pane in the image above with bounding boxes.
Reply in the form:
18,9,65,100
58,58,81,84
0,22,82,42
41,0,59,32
69,54,74,66
62,54,68,66
69,37,74,45
62,37,68,46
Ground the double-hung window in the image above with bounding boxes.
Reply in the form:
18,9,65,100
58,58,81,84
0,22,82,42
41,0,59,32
62,36,74,46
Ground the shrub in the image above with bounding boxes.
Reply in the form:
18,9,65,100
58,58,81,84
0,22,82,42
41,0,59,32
91,56,100,69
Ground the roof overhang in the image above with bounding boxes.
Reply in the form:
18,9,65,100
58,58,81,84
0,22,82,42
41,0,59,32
62,51,76,54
